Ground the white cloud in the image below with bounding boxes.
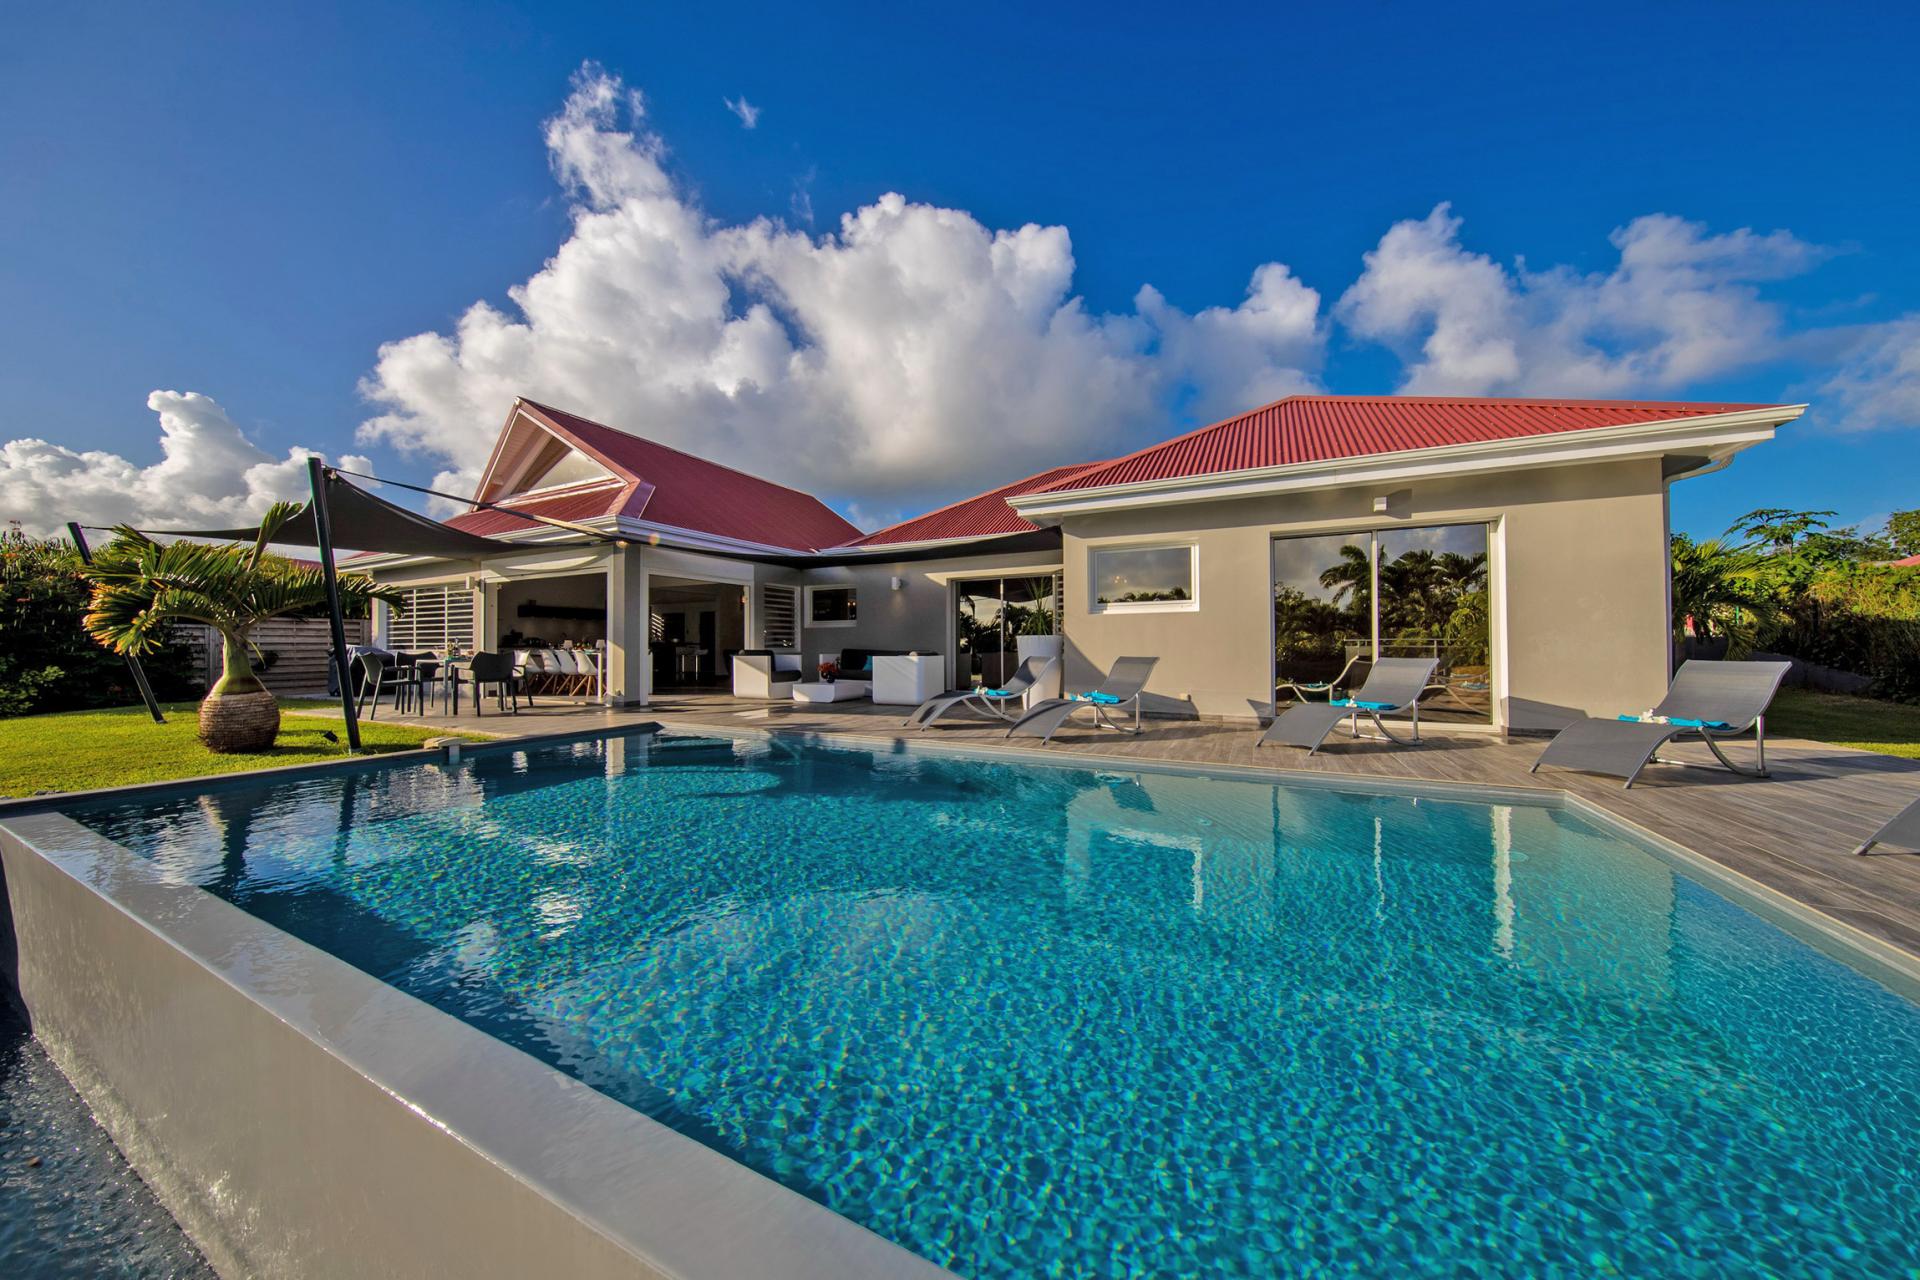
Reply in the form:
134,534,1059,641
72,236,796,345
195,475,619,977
0,391,370,538
1820,315,1920,432
357,66,1327,510
723,95,761,129
1337,203,1829,396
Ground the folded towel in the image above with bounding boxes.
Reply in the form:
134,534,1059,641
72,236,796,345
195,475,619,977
1072,691,1124,705
1333,698,1397,711
982,687,1015,698
1616,714,1734,730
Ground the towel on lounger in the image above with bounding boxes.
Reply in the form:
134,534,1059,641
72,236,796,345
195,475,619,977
1333,698,1396,711
1616,714,1733,730
1072,691,1124,704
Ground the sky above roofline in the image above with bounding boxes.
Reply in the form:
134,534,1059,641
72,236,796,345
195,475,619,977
2,2,1917,543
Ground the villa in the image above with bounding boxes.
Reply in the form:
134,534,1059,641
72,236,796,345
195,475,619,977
354,393,1807,729
14,392,1920,1280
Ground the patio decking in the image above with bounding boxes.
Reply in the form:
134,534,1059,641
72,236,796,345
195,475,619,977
322,692,1920,963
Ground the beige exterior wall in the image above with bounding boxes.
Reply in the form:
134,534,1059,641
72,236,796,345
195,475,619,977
1057,458,1673,730
797,549,1062,689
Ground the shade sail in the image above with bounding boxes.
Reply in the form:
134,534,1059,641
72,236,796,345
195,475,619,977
157,470,598,558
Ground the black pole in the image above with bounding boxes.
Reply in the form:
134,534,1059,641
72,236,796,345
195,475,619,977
307,457,362,752
67,522,166,724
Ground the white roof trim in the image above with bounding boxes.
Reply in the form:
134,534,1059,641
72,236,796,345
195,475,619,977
1007,407,1804,521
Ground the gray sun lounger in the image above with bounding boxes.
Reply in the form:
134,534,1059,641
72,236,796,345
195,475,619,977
1854,796,1920,856
903,654,1059,730
1531,659,1791,789
1257,656,1438,754
1005,656,1159,745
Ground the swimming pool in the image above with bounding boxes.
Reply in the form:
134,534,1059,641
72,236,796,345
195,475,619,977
59,729,1920,1277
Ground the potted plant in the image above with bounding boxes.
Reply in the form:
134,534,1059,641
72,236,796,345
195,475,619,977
81,502,404,753
818,659,841,682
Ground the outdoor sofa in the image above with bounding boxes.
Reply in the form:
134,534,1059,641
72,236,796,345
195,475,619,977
731,650,803,698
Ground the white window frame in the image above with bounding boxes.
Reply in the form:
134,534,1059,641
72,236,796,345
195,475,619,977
1089,543,1200,614
804,584,858,629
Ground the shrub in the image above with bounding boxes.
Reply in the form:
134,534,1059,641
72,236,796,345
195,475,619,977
0,525,199,716
1777,564,1920,703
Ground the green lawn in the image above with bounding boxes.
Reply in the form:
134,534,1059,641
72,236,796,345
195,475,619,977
0,702,480,798
1767,687,1920,760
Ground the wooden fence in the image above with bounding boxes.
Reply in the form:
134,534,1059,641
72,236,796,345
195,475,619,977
178,618,369,694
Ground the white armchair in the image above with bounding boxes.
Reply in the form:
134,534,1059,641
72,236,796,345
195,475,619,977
732,650,803,698
872,654,942,706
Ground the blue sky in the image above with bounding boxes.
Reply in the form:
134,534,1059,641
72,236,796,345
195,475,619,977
3,1,1917,538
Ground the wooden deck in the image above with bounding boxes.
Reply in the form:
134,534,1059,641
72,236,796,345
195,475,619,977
331,692,1920,963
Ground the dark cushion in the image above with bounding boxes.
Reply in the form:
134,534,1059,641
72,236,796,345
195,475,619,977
838,648,910,674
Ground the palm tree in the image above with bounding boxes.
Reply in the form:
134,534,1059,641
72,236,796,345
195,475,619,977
81,502,403,753
1318,543,1373,624
1669,533,1780,657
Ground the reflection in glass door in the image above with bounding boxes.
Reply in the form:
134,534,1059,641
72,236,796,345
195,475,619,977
1273,524,1491,724
955,574,1060,688
1271,533,1371,696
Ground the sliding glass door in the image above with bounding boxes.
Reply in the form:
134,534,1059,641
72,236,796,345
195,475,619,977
1272,524,1491,723
955,574,1060,688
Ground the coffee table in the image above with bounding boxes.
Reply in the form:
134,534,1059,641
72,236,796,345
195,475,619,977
791,680,869,703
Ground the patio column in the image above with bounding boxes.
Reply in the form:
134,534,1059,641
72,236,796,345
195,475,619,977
603,549,647,705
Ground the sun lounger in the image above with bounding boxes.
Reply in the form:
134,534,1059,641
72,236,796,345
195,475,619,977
1854,795,1920,856
1005,656,1159,745
1257,657,1438,754
903,655,1059,730
1531,659,1791,789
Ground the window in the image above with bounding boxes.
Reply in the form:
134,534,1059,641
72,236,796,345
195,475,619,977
1271,522,1491,724
760,584,798,648
385,584,476,652
1091,545,1197,611
805,585,857,627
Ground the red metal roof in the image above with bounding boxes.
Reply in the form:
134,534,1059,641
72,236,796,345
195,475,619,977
850,462,1104,547
441,487,625,538
1036,396,1782,493
1891,554,1920,568
505,401,863,551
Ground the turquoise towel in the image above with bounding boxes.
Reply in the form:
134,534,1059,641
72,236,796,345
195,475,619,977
1616,714,1733,730
1333,698,1396,711
982,687,1014,698
1072,691,1124,705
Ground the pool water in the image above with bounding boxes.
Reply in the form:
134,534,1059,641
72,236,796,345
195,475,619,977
65,732,1920,1277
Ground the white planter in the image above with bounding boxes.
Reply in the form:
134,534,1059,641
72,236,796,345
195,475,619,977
1015,634,1065,702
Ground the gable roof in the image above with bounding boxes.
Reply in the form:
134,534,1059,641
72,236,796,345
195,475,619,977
850,461,1104,548
1034,395,1785,494
472,400,863,552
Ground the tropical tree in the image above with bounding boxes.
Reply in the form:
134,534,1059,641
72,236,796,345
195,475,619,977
0,524,199,716
1886,509,1920,559
81,502,403,753
1668,532,1780,656
1317,543,1373,623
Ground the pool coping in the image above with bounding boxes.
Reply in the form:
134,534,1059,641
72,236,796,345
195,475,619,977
4,720,1919,1278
